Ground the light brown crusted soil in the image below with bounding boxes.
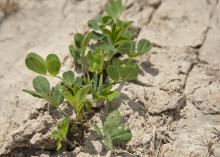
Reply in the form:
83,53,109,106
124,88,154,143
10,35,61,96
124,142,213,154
0,0,220,157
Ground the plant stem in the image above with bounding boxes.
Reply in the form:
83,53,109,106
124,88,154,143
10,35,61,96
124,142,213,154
57,107,70,118
93,72,98,93
81,32,92,82
46,74,63,81
97,73,103,94
103,80,121,88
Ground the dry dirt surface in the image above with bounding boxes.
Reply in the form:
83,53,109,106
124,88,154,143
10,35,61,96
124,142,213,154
0,0,220,157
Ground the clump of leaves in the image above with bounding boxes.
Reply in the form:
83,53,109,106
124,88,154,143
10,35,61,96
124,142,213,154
92,111,132,150
23,0,151,151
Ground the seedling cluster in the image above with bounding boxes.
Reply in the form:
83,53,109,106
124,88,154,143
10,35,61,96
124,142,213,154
23,0,151,151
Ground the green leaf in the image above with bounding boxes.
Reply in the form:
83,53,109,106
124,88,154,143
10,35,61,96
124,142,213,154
83,32,92,50
105,0,124,18
46,54,61,76
25,52,47,74
106,59,121,81
117,40,135,54
52,84,64,106
32,76,50,95
104,137,114,150
63,71,75,87
74,85,91,107
22,89,43,98
107,59,138,82
120,59,139,81
60,86,76,106
87,49,104,73
128,39,151,57
111,124,132,144
91,31,104,40
74,33,84,48
69,45,82,64
106,65,119,81
103,111,121,134
137,39,151,54
106,91,121,102
102,111,132,150
88,15,114,31
73,76,82,94
115,21,133,43
51,117,70,150
87,51,95,72
74,85,91,120
61,85,91,118
91,120,103,137
102,15,114,24
88,19,101,30
101,84,113,99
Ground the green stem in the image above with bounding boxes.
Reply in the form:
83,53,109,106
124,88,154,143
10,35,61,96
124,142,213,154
55,75,63,81
104,80,121,88
93,72,98,93
81,32,92,82
97,73,103,94
57,107,70,118
46,74,63,81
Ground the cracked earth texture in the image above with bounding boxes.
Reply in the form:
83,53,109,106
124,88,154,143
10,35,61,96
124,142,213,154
0,0,220,157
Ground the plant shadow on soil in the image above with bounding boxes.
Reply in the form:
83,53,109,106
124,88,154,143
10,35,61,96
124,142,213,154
139,60,159,77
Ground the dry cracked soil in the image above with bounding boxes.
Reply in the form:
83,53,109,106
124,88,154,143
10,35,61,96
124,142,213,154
0,0,220,157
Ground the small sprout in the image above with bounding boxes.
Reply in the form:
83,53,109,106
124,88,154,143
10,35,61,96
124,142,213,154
92,111,132,150
60,85,91,121
51,117,70,150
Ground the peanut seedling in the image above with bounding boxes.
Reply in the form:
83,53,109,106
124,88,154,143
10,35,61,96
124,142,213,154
23,0,151,151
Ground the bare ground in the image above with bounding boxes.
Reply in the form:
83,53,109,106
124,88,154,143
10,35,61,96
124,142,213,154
0,0,220,157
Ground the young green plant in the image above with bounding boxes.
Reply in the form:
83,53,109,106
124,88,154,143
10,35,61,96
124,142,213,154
23,0,151,151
